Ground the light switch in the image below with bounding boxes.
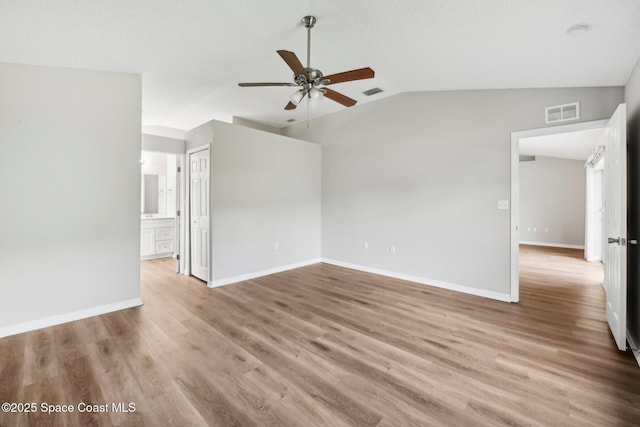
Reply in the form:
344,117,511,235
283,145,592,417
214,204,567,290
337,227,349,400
497,200,509,210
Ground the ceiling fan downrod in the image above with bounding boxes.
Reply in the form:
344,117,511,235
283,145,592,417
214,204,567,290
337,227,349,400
302,16,316,69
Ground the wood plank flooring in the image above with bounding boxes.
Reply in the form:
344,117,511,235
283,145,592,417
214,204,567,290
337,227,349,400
1,245,640,426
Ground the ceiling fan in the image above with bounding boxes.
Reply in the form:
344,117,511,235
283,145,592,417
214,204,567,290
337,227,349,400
238,15,375,110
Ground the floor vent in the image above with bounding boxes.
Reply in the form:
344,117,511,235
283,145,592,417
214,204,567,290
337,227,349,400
363,87,383,96
545,102,579,124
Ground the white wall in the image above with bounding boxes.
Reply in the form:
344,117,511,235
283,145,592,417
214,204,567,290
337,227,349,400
185,121,321,284
519,156,586,248
284,87,623,299
0,62,142,336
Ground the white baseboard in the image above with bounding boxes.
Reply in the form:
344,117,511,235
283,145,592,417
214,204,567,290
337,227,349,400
209,258,322,288
520,241,585,250
0,298,143,339
321,258,511,303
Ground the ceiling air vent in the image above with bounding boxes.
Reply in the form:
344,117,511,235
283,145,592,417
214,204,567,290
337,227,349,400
363,87,383,96
545,102,579,124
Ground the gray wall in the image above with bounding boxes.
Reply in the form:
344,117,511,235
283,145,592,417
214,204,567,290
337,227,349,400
284,87,623,297
232,117,283,136
142,133,185,154
0,62,141,333
626,57,640,345
186,121,321,283
519,156,586,247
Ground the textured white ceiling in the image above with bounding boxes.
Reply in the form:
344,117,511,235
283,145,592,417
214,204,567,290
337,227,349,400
520,128,604,160
1,0,639,134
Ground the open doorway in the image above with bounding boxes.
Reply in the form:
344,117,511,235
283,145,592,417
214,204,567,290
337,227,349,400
140,151,180,264
510,119,608,302
511,104,629,353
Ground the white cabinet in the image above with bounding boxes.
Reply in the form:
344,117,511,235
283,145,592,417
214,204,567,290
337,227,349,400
141,218,175,260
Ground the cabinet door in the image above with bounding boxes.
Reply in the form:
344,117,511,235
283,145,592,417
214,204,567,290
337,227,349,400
141,229,155,256
155,227,174,241
155,240,174,254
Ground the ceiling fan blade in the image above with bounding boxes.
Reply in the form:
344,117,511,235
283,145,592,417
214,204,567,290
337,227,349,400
239,82,296,87
323,67,375,85
277,50,309,79
323,88,357,107
284,101,297,110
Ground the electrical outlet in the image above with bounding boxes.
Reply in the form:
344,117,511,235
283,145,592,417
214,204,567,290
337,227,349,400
390,245,396,254
532,227,537,232
497,200,509,210
364,242,369,250
274,242,279,250
544,227,549,233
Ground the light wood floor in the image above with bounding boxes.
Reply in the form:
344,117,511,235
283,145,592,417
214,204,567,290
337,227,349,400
1,246,640,426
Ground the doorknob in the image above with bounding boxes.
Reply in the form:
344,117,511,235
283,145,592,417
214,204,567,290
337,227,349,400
608,237,620,244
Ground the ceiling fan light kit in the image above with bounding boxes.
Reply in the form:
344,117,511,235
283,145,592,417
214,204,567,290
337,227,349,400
238,15,375,111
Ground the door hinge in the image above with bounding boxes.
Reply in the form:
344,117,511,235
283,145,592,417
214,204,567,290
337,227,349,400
176,254,180,260
177,166,181,173
176,210,180,216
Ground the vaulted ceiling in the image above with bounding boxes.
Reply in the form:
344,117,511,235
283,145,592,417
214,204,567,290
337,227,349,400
1,0,639,134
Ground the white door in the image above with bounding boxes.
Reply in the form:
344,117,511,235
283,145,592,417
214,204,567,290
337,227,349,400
189,148,210,282
604,103,627,351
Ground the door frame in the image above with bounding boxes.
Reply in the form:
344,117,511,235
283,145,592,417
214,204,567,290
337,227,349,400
510,119,608,302
175,153,185,273
585,160,605,263
183,144,211,285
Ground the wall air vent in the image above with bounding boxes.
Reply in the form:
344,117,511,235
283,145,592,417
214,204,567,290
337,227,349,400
545,102,579,124
363,87,383,96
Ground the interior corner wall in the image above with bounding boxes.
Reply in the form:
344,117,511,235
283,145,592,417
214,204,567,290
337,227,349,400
232,116,283,136
519,156,586,248
0,62,142,336
625,56,640,346
185,121,321,284
284,87,623,299
142,133,185,154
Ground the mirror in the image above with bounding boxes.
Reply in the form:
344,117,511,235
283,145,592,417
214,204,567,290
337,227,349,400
142,174,159,214
141,151,177,218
